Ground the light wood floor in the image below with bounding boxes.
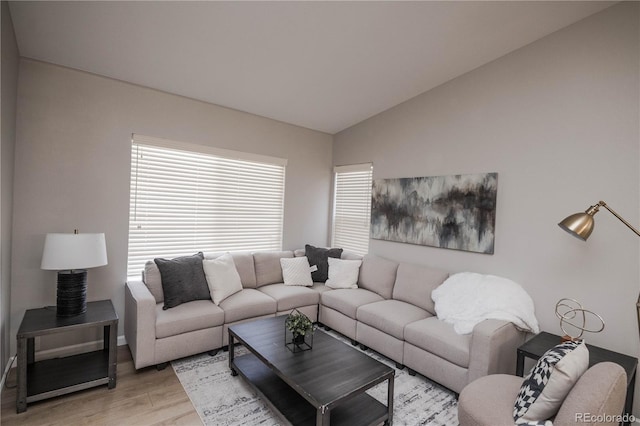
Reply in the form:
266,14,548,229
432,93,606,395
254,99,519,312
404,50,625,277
0,346,202,426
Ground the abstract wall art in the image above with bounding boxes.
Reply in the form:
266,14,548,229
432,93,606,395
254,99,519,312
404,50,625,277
371,173,498,254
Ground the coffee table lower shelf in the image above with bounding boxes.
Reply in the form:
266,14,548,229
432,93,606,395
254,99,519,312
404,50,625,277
232,353,389,426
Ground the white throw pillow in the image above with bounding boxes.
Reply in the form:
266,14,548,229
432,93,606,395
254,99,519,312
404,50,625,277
514,340,589,424
325,257,362,289
143,260,164,303
202,253,243,305
280,256,313,286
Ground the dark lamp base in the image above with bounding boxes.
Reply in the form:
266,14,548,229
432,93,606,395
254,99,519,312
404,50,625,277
56,270,88,317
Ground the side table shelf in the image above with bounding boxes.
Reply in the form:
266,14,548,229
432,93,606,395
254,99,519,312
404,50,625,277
16,300,118,413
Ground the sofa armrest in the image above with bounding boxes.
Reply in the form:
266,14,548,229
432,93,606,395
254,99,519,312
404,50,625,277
467,319,527,384
125,280,157,369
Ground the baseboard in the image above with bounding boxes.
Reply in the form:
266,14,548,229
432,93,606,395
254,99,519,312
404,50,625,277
35,335,128,361
1,334,128,380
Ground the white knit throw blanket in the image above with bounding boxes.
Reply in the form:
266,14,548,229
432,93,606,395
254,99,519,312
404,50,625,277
432,272,540,335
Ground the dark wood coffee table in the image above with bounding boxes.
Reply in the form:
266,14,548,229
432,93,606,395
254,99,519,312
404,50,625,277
228,316,394,426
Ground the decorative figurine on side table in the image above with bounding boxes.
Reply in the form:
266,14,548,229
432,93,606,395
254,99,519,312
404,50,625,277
555,298,605,341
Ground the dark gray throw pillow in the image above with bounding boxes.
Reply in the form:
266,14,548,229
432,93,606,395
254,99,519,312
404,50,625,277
305,244,343,282
155,252,210,310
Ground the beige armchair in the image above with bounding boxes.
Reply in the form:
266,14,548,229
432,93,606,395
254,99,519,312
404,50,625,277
458,362,627,426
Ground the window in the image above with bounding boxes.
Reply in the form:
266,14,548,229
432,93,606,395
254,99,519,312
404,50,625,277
127,134,286,277
331,163,373,255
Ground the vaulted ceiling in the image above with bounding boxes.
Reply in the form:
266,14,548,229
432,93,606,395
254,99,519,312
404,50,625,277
8,1,614,134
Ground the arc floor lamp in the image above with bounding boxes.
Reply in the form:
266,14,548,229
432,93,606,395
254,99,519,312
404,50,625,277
558,200,640,337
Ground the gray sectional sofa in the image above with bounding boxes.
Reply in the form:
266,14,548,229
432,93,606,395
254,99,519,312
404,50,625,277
124,249,527,393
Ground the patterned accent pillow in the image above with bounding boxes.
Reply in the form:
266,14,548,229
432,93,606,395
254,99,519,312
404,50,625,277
514,340,589,424
280,256,314,287
325,257,362,289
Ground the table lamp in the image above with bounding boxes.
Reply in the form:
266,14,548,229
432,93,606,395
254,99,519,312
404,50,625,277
558,200,640,339
41,230,108,317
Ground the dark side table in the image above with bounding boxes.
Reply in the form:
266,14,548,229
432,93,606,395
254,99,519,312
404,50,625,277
16,299,118,413
517,332,637,422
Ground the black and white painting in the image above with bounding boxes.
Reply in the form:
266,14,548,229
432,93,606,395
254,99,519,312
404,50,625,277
371,173,497,254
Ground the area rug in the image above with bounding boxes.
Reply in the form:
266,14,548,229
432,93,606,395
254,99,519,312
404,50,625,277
172,329,459,426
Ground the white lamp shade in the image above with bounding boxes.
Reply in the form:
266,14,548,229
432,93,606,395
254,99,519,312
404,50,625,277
41,233,108,270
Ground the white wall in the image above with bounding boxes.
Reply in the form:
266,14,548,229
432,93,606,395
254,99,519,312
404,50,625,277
10,59,333,353
335,1,640,412
1,0,19,371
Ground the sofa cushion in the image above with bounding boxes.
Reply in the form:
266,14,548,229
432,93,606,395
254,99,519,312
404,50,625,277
357,300,430,340
258,283,320,312
218,288,277,323
280,256,313,287
253,251,294,287
358,254,399,299
203,253,243,305
392,263,449,315
155,300,225,339
305,244,343,282
155,252,211,309
404,317,471,368
326,258,362,289
458,374,525,426
204,252,257,288
311,282,333,294
143,260,164,303
321,288,384,319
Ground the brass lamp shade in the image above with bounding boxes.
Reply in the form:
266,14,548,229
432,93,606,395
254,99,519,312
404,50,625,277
558,212,595,241
558,204,600,241
559,201,640,239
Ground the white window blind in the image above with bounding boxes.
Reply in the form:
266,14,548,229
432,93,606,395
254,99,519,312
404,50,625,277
331,163,373,256
127,134,286,277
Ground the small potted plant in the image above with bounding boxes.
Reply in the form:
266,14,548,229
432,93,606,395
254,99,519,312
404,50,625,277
285,309,314,352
